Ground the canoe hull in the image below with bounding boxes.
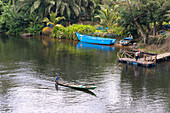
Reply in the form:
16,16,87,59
56,81,97,89
76,33,116,45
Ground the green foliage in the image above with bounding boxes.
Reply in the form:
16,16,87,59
109,26,125,36
94,5,120,28
6,13,30,35
52,24,96,40
165,10,170,18
43,12,65,26
50,0,96,20
18,0,55,19
118,0,170,42
0,1,30,35
52,26,66,38
26,24,43,35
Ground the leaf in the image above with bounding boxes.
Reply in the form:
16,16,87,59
60,3,66,15
50,12,57,23
43,17,50,23
66,6,71,18
30,0,40,14
55,16,65,24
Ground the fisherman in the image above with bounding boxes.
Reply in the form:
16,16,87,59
55,75,59,82
129,33,133,38
138,51,140,60
135,51,140,61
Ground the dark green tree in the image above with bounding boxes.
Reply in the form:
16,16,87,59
17,0,55,19
0,0,30,34
114,0,169,45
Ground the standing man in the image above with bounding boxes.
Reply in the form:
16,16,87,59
135,51,140,61
138,51,140,60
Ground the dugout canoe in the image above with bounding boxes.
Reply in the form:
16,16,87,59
56,81,97,90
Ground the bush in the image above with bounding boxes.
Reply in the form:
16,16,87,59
26,24,43,36
52,24,96,40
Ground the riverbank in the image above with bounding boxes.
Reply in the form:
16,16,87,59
139,31,170,54
124,30,170,54
23,23,170,54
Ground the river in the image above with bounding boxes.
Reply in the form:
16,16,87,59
0,34,170,113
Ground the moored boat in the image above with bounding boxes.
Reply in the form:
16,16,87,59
75,32,116,45
119,37,133,46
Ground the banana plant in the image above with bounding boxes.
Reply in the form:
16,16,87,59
43,12,65,26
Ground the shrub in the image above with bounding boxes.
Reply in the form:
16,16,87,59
52,24,96,40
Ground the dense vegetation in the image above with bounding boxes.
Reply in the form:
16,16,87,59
0,0,170,46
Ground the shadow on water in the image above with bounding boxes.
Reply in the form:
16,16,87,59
55,84,96,97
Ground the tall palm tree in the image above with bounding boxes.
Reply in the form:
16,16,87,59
17,0,55,19
94,5,120,28
17,0,96,19
52,0,96,19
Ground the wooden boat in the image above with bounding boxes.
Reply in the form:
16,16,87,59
56,81,97,90
75,32,116,45
119,37,133,46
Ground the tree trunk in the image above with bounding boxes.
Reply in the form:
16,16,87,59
126,0,147,45
134,19,147,45
12,0,16,11
153,22,156,38
126,0,132,11
147,23,150,33
159,21,163,30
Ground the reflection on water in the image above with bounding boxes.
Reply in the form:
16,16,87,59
0,34,170,113
76,42,115,51
55,84,97,97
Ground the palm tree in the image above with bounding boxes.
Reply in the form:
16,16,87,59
17,0,96,20
52,0,96,19
94,5,120,28
17,0,55,19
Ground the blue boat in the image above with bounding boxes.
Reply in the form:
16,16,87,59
119,37,133,46
75,33,116,45
76,42,115,51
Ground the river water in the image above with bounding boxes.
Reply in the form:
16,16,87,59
0,34,170,113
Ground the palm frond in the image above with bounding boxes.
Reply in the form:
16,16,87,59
50,12,57,23
43,17,50,23
71,3,80,17
82,0,88,7
55,16,65,24
66,6,71,18
56,0,62,9
81,7,86,13
30,0,40,14
60,3,66,15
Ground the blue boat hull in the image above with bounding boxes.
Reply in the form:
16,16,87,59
76,33,116,45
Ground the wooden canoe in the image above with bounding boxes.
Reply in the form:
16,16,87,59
56,81,97,89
